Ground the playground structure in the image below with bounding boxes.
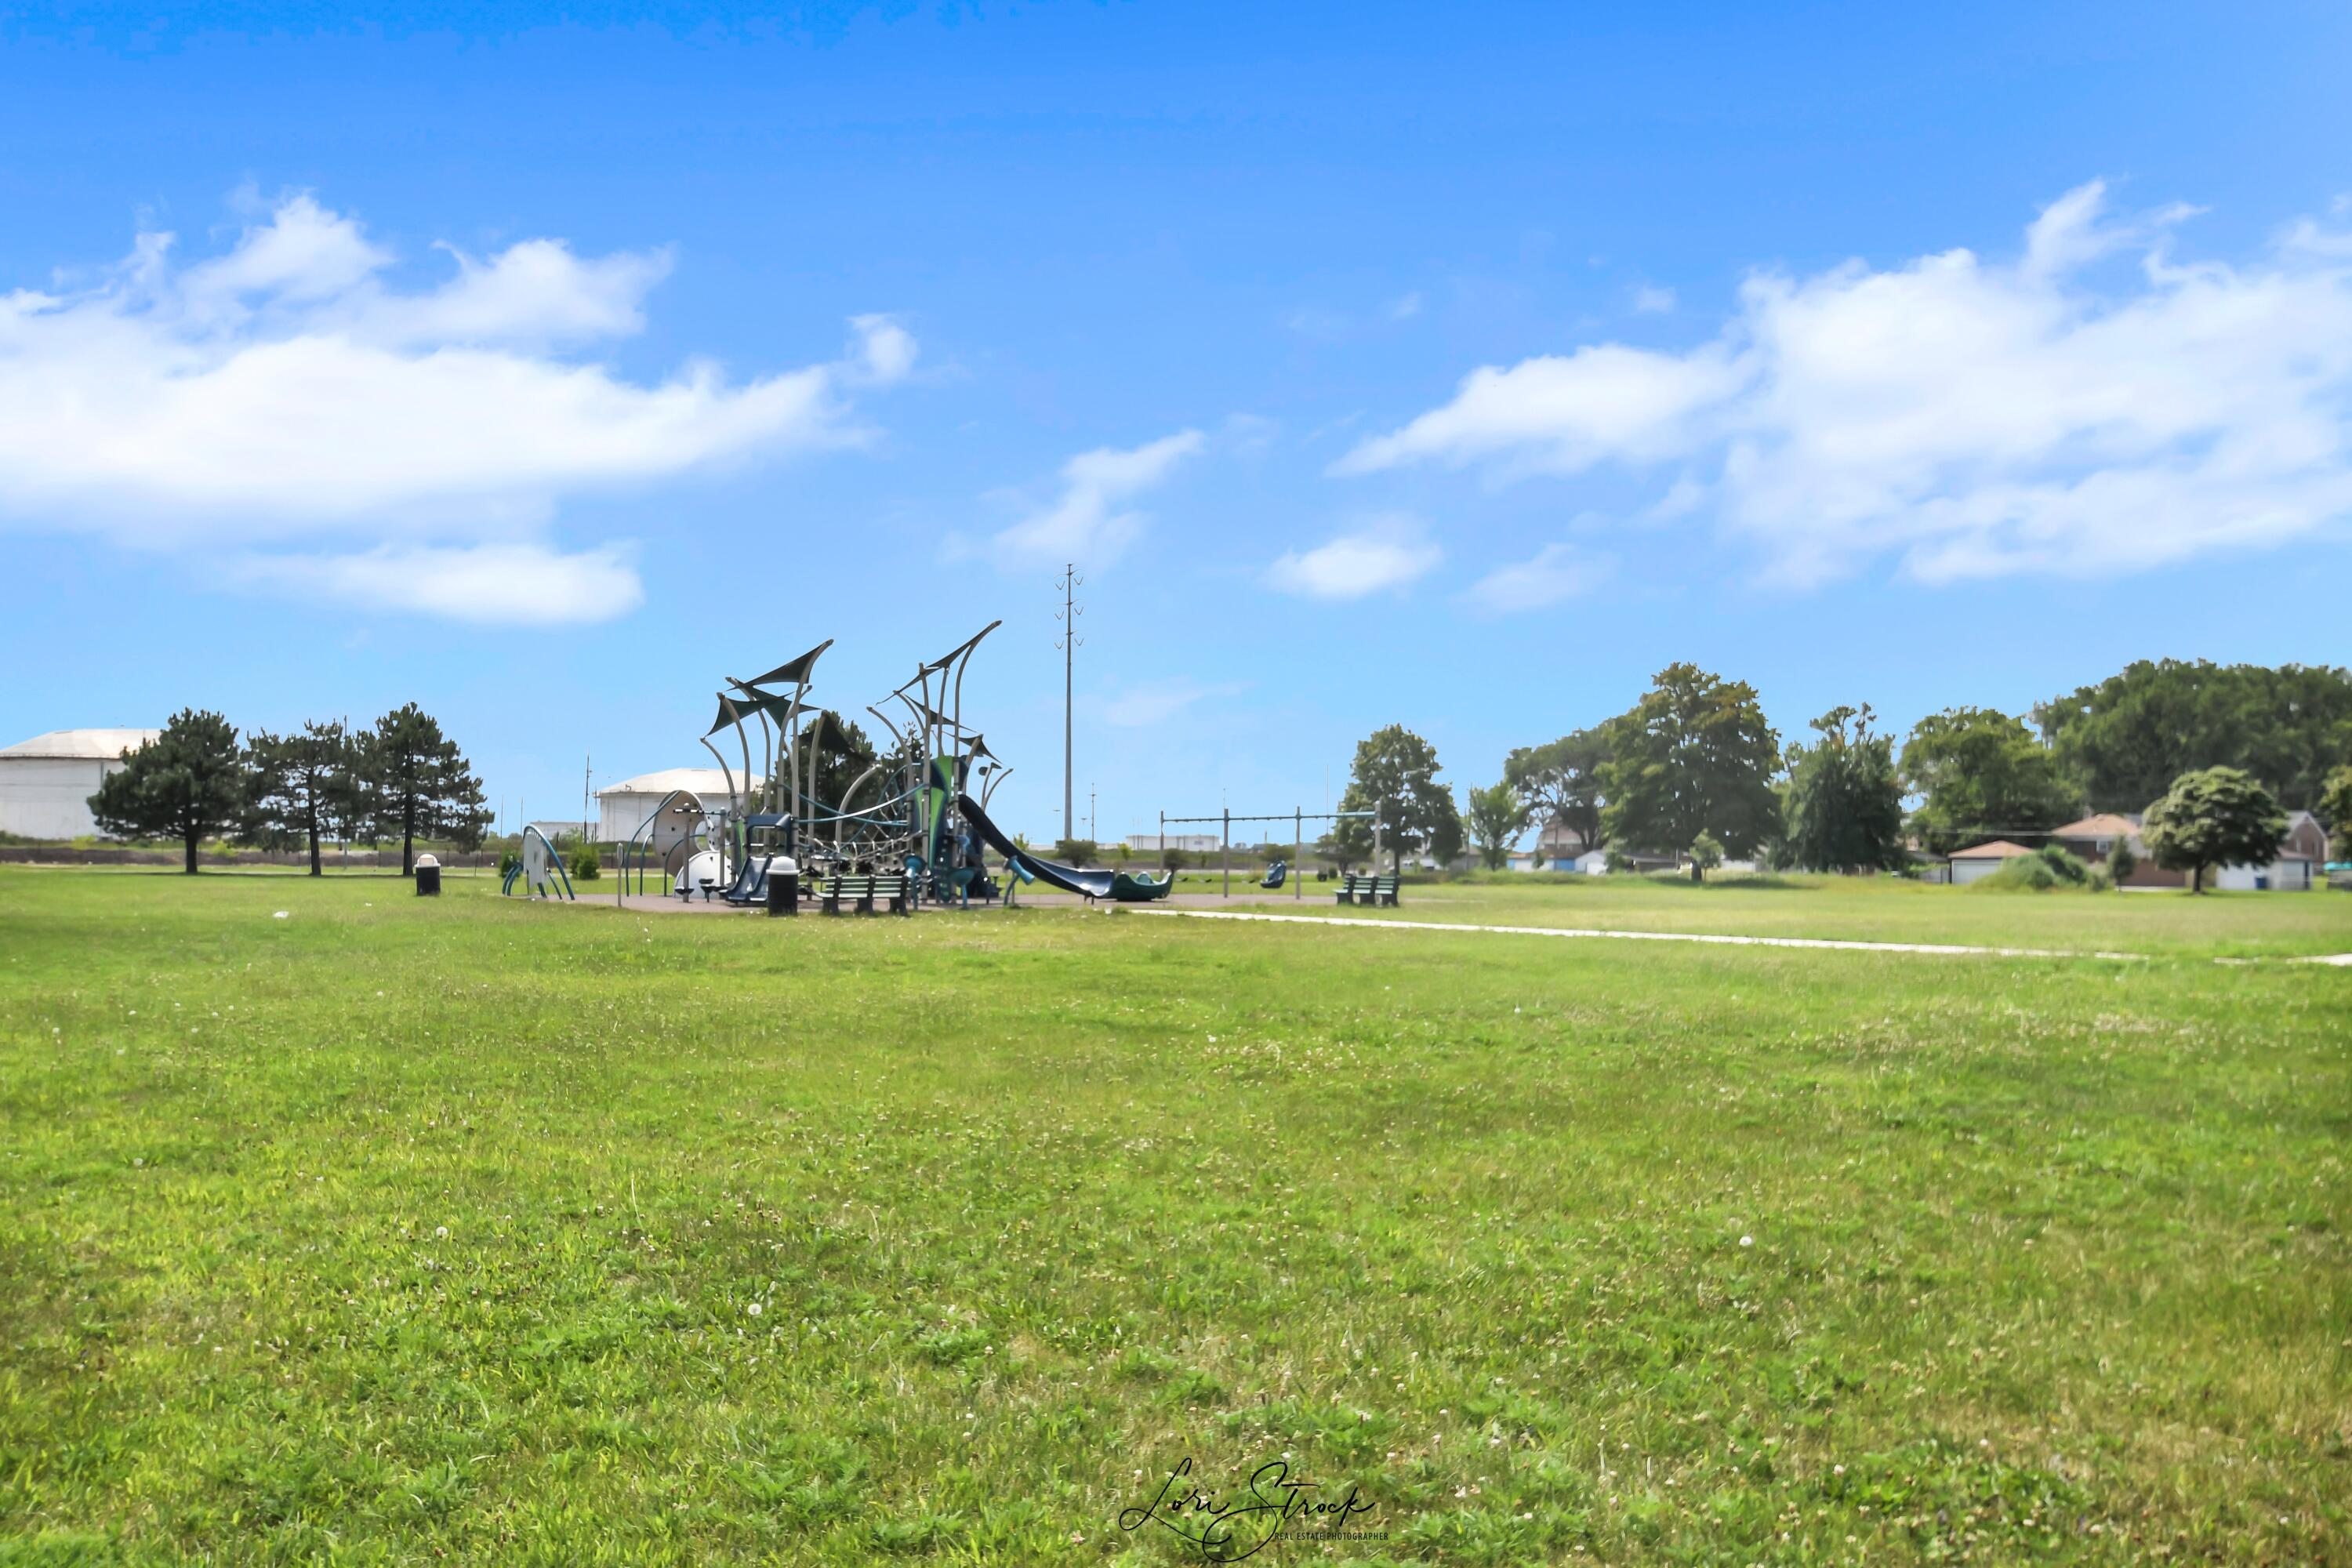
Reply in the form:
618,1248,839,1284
538,625,1177,912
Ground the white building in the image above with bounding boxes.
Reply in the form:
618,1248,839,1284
596,768,737,843
0,728,159,840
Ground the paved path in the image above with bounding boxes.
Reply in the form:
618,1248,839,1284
1134,906,2150,960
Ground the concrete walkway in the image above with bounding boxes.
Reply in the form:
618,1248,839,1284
1133,906,2150,960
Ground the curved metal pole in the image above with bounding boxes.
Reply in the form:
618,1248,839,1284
982,764,1013,811
948,620,1000,764
782,692,805,829
698,733,739,884
717,692,753,816
836,760,886,848
619,787,688,901
755,710,776,817
865,703,909,753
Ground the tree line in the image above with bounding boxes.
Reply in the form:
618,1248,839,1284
1327,658,2352,889
88,706,491,876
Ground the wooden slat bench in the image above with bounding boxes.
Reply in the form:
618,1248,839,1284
821,872,913,916
1334,873,1359,906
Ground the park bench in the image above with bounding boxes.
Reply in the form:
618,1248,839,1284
1348,874,1399,907
821,872,913,916
1334,873,1359,906
1367,874,1399,906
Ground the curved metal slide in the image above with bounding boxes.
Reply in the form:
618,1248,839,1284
954,793,1174,902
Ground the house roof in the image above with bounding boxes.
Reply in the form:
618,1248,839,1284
0,728,160,760
597,768,736,800
1951,839,2036,859
2051,812,2139,838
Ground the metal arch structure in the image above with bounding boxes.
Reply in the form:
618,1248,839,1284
503,823,578,901
615,788,719,904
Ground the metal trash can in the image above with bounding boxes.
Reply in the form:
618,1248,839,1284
415,853,441,897
766,855,799,916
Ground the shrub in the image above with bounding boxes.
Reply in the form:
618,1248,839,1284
1689,831,1726,879
2105,837,2137,883
2086,862,2114,891
498,849,521,879
2034,843,2089,884
1974,844,2090,891
570,847,602,882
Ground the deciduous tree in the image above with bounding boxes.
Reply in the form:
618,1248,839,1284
1900,707,2079,854
2035,660,2352,811
2317,764,2352,852
1334,724,1464,874
2140,766,2288,894
1599,665,1780,880
87,709,246,874
1781,705,1908,873
1465,781,1531,870
1502,728,1609,858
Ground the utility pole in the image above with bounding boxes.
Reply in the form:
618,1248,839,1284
1089,782,1096,845
582,753,592,844
1054,563,1082,852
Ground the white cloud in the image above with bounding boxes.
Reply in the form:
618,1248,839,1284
984,430,1203,568
1386,291,1425,321
0,191,913,618
1461,543,1612,614
1332,342,1745,478
227,541,643,626
1098,676,1245,728
1336,181,2352,583
1265,518,1441,599
848,312,917,382
1632,284,1676,314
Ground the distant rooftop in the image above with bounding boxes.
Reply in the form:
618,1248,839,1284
0,728,160,760
1950,839,2035,859
597,767,736,798
2051,812,2140,838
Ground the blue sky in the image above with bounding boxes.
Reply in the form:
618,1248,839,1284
4,1,2349,844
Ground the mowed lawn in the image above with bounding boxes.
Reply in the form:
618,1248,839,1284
1,870,2346,1566
1208,872,2352,959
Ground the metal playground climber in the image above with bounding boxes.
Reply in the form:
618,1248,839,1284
583,624,1175,910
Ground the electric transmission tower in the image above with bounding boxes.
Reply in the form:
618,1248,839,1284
1054,563,1083,844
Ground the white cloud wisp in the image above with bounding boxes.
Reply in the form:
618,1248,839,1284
0,193,916,622
1338,183,2352,584
985,430,1203,568
1461,542,1612,614
1265,518,1441,600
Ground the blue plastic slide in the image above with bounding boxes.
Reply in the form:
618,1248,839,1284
954,793,1174,902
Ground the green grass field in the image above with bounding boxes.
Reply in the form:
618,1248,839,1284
2,869,2346,1565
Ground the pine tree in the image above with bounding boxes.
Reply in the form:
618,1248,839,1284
87,709,246,874
245,720,360,876
360,704,492,876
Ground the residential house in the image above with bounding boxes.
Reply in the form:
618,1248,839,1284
1948,839,2035,885
2049,808,2326,891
